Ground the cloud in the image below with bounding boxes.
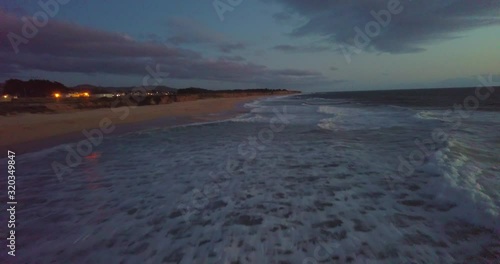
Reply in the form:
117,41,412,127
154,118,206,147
273,44,332,53
0,11,199,59
266,0,500,53
0,12,332,87
218,55,246,62
270,69,322,77
166,17,226,45
272,12,294,23
166,17,246,53
218,42,246,53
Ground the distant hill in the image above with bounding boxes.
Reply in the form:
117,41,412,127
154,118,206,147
176,87,211,94
1,78,295,97
152,86,177,93
176,87,291,94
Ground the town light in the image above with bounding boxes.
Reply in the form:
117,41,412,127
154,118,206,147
54,93,61,98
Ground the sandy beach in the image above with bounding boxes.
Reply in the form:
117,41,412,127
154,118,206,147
0,96,267,154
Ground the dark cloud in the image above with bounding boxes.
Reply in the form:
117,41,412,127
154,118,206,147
266,0,500,53
0,11,329,87
0,4,29,17
0,12,199,59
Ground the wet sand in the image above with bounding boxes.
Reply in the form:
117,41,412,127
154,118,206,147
0,96,267,154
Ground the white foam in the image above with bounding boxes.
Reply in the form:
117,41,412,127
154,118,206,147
316,106,405,131
415,110,446,121
432,138,500,222
317,105,338,115
230,113,269,123
317,118,338,131
243,100,262,109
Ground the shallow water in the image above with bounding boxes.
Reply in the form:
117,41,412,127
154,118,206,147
4,93,500,263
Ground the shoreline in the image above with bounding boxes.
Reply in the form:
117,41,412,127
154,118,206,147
0,96,269,154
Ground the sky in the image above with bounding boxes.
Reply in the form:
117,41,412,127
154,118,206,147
0,0,499,92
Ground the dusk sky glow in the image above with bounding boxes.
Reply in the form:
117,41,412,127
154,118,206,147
1,0,499,91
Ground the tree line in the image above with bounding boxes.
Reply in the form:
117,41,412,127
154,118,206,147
3,79,70,97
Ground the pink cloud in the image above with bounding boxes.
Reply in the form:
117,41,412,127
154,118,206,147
0,11,328,86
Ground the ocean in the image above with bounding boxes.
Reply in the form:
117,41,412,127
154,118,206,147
5,87,500,263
